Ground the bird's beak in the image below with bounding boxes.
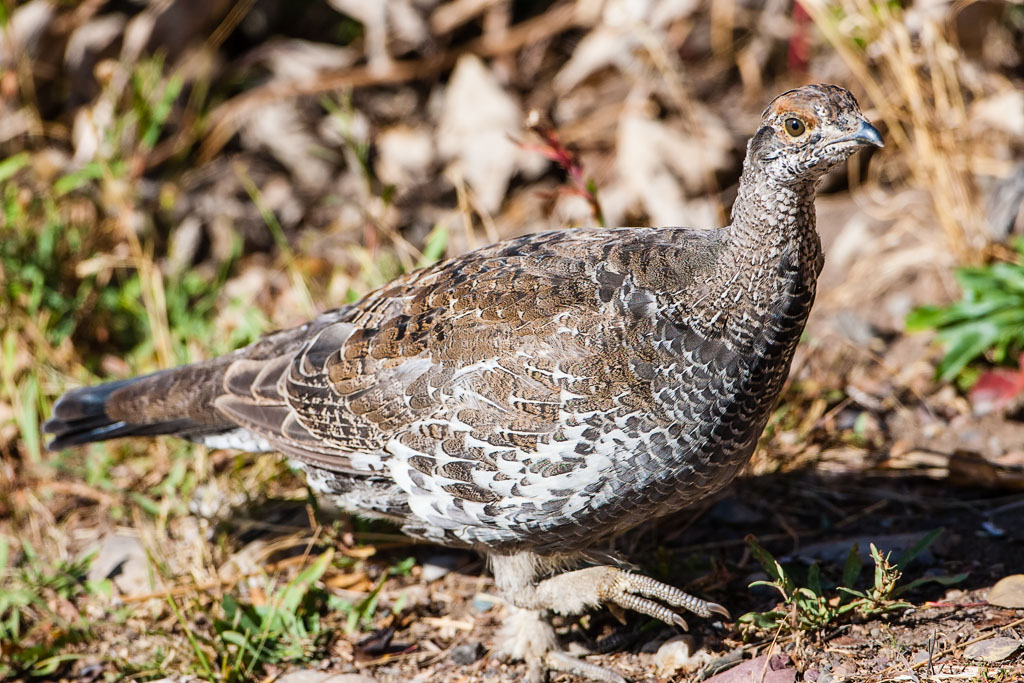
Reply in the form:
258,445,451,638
830,119,884,148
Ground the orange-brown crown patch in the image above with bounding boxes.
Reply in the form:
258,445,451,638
764,96,819,129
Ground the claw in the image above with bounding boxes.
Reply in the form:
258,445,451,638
708,601,731,619
600,569,728,630
607,602,628,625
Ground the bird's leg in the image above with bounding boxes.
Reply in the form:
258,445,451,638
525,564,729,629
489,552,728,683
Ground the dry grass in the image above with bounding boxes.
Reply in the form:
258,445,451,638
804,0,993,262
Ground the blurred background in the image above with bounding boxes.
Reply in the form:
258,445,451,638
1,0,1023,681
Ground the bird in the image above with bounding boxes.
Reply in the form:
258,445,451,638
44,84,883,683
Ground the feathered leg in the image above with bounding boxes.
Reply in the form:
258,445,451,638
489,551,727,682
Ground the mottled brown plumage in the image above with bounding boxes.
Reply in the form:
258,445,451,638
45,84,882,682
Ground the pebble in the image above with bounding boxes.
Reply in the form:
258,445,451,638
421,553,462,582
963,636,1021,663
450,642,484,665
653,636,694,677
703,654,796,683
471,592,498,612
275,672,378,683
85,533,150,595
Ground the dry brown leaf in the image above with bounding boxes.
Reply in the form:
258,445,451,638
604,103,730,227
553,0,700,94
326,0,431,73
374,125,435,188
0,0,55,64
326,571,369,590
240,101,333,192
988,574,1024,609
437,54,545,213
254,39,359,83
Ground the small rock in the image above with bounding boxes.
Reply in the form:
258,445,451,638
654,635,713,676
653,636,691,677
450,642,484,665
988,574,1024,608
421,553,461,582
704,654,796,683
471,592,497,612
276,672,378,683
86,534,150,595
963,636,1021,663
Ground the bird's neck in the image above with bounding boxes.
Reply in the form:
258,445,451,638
667,165,823,350
727,165,823,292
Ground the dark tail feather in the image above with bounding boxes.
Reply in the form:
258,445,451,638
42,312,345,451
43,376,192,450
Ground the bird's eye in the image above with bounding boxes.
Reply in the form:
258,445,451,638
784,117,806,137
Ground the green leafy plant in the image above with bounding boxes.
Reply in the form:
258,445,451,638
906,239,1024,382
0,538,111,678
211,550,334,681
330,555,415,635
739,529,967,637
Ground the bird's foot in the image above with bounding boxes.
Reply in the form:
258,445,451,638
528,565,729,631
491,555,729,682
598,569,730,631
497,606,627,683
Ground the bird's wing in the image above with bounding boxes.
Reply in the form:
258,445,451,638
215,228,728,541
212,230,600,469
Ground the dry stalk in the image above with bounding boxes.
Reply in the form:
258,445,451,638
801,0,988,262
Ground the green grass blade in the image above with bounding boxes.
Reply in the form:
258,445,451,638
166,595,214,680
894,528,943,571
841,543,862,589
0,153,29,184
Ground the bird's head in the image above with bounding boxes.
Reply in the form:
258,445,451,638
746,84,883,185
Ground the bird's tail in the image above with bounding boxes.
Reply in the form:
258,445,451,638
43,363,233,451
42,307,354,452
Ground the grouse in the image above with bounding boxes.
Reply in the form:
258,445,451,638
45,84,883,682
